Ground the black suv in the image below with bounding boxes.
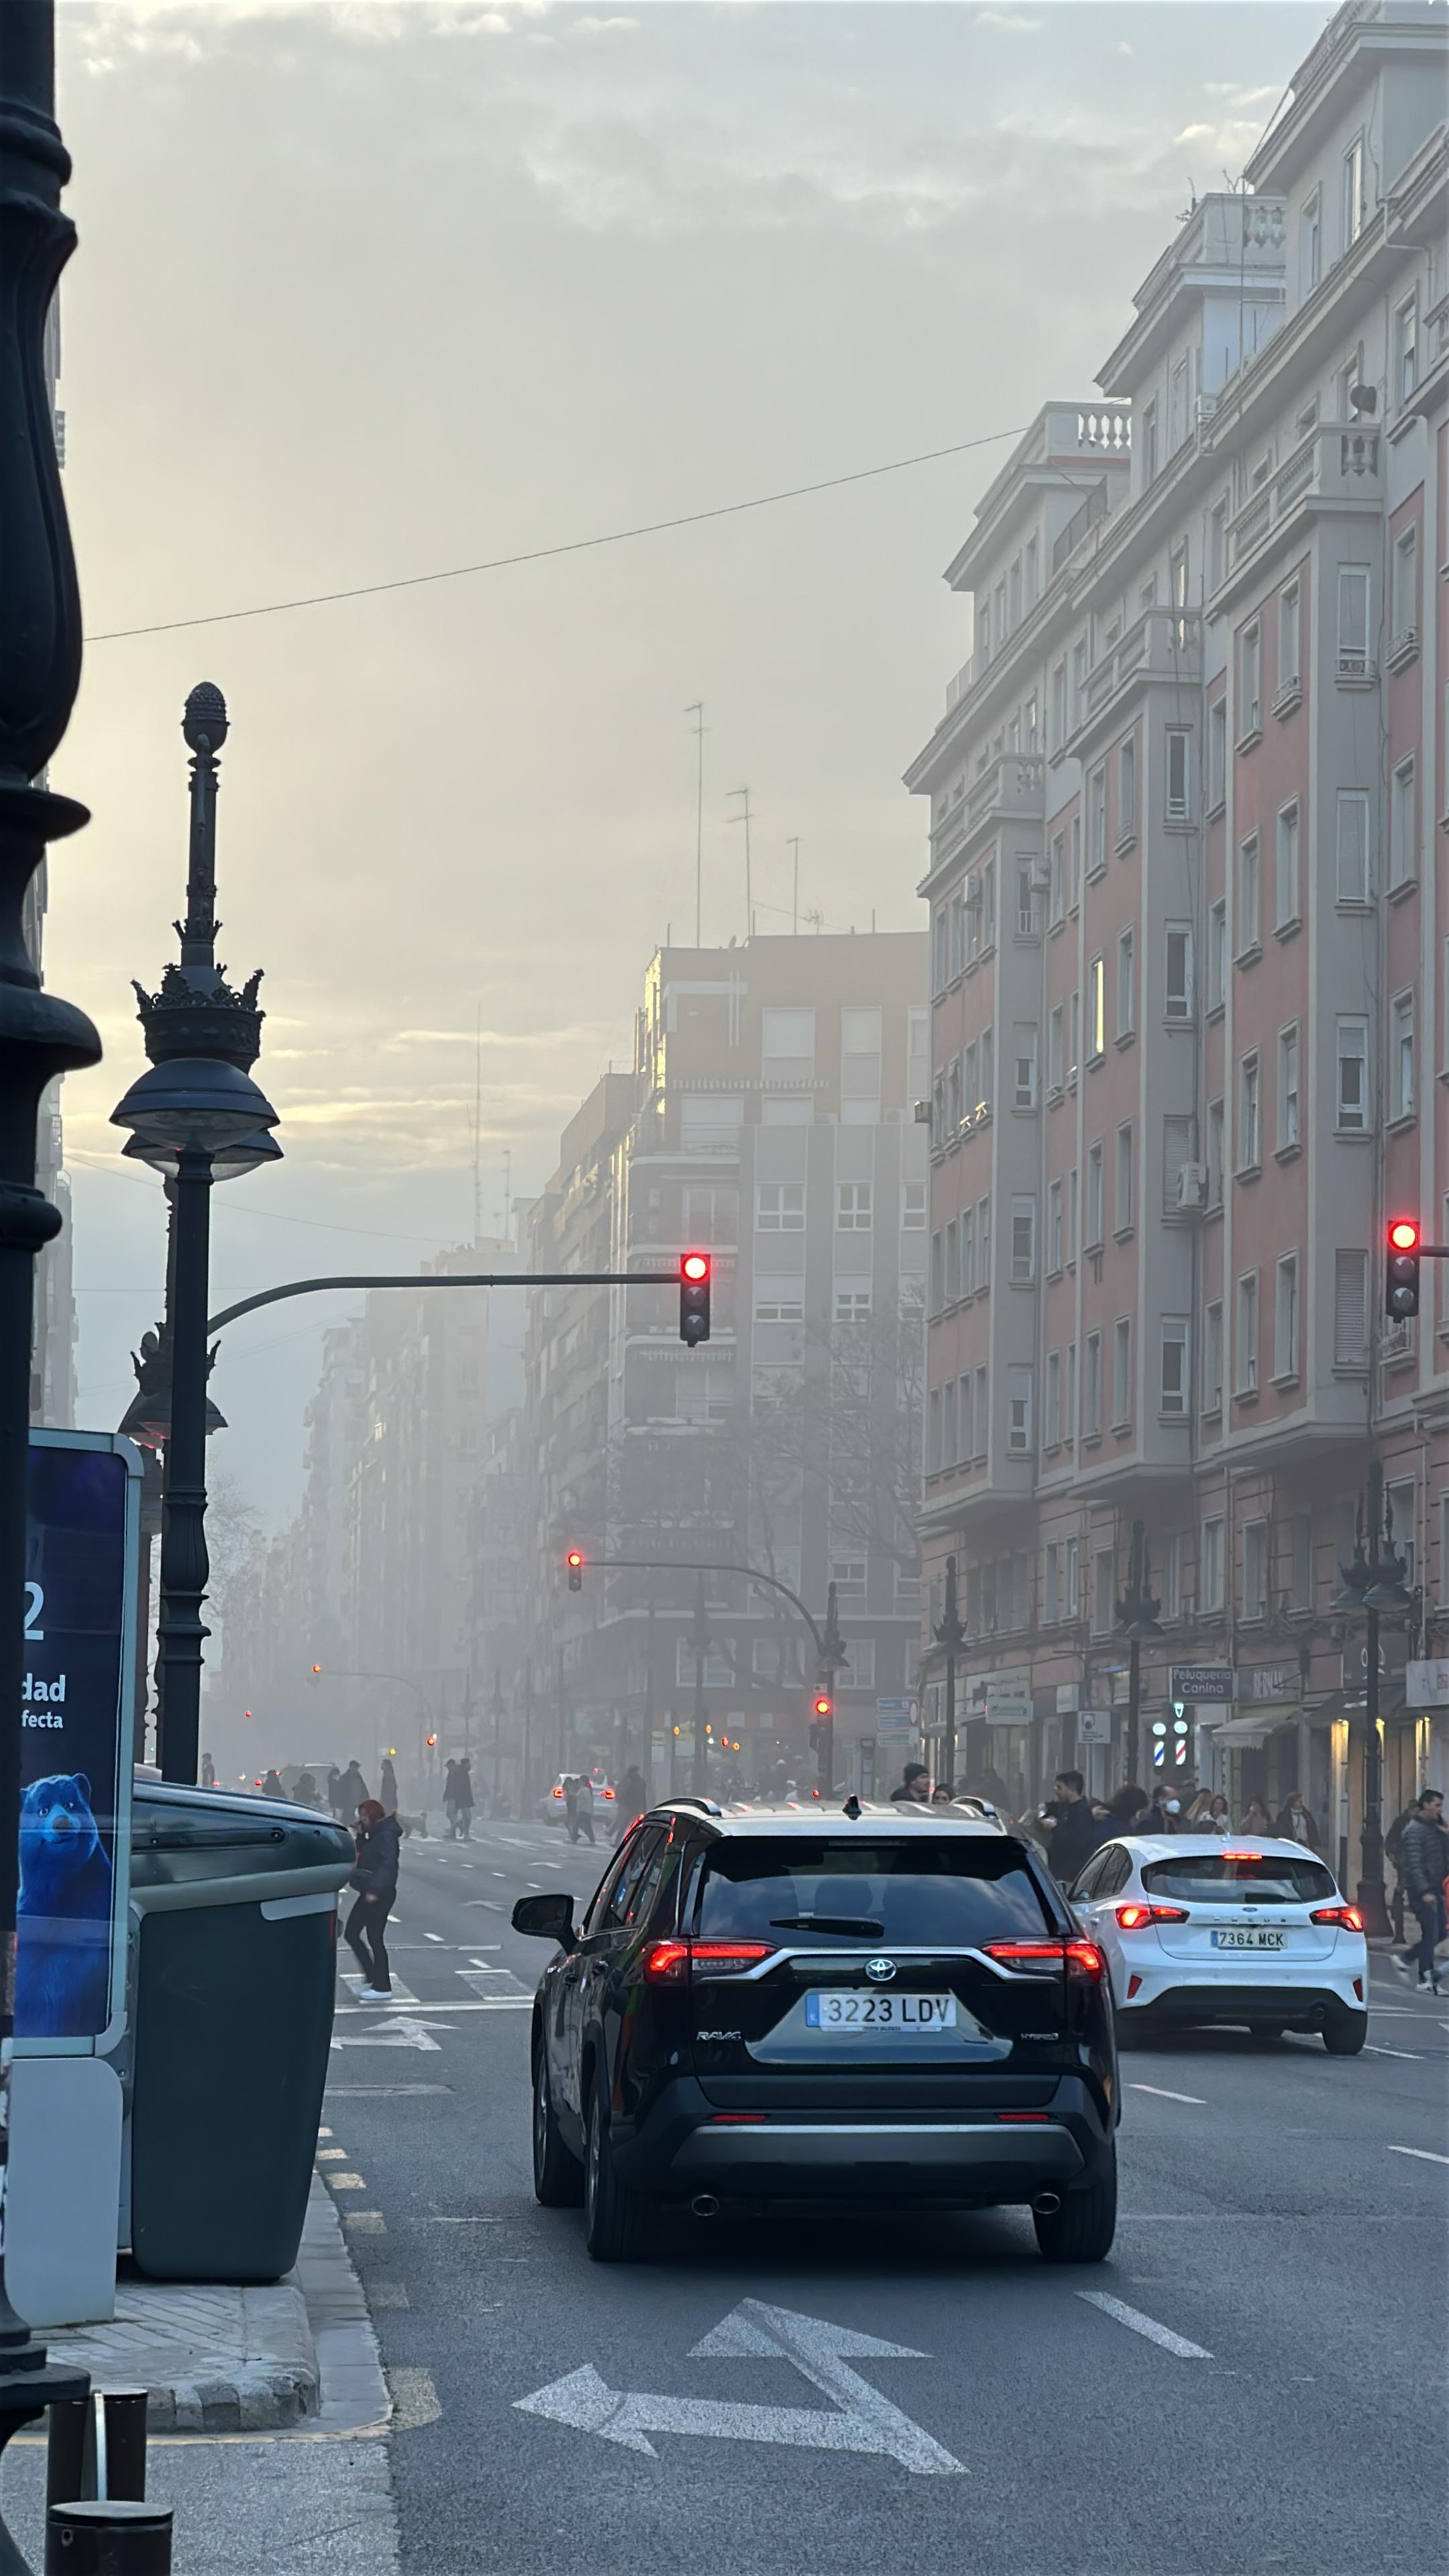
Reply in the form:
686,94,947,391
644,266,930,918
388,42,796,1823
511,1797,1119,2263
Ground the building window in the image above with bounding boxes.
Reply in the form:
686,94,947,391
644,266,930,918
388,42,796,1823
1238,626,1261,739
944,1220,959,1303
1300,187,1321,294
1392,989,1415,1121
1048,1002,1064,1092
1238,834,1260,954
834,1285,872,1324
757,1182,804,1232
1048,833,1065,926
1069,815,1082,911
1395,296,1418,407
1338,566,1371,678
1289,1513,1313,1611
1087,955,1105,1059
830,1559,867,1604
1165,728,1191,822
1006,1365,1033,1456
1067,1165,1078,1263
1277,580,1301,692
1161,1533,1183,1622
1112,1317,1131,1430
1114,1122,1134,1232
979,1025,994,1104
1210,496,1228,592
1141,399,1159,486
1051,662,1067,748
1243,1521,1270,1623
930,1229,944,1312
902,1180,926,1231
1386,1479,1417,1587
1045,1350,1062,1448
973,1363,988,1455
1013,1023,1039,1110
1085,1142,1104,1247
1047,1177,1063,1277
841,1006,882,1123
1273,802,1300,928
836,1181,873,1232
1010,1197,1036,1285
1238,1051,1260,1170
977,1193,990,1289
955,1372,971,1462
1236,1270,1259,1395
1118,737,1137,844
1160,1317,1189,1417
1274,1252,1299,1381
1065,1341,1076,1444
1342,131,1364,249
1116,928,1135,1037
1208,698,1227,808
1201,1517,1225,1614
1165,924,1193,1020
1335,1016,1369,1131
942,1378,958,1468
1390,758,1416,889
1083,1332,1102,1438
1088,767,1108,873
1207,1097,1225,1206
1333,1250,1368,1366
1203,1301,1224,1414
1336,791,1371,904
1044,1542,1060,1623
959,1207,975,1296
1067,988,1079,1083
1278,1023,1300,1150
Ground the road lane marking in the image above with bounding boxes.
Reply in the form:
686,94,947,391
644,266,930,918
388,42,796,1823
1366,2045,1421,2060
1077,2292,1212,2359
1127,2084,1206,2105
316,2147,347,2162
1387,2145,1449,2166
333,2015,449,2052
517,2300,963,2475
326,2171,368,2190
343,2210,386,2234
326,2084,451,2096
424,1933,445,1944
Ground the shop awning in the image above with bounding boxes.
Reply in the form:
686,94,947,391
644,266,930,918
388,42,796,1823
1201,1710,1299,1746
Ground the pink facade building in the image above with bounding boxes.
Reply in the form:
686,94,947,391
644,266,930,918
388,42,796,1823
906,0,1449,1884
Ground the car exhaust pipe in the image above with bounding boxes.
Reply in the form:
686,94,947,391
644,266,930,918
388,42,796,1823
691,2194,720,2219
1031,2191,1061,2216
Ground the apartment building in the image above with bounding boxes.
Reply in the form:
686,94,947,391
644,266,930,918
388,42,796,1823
905,0,1448,1865
526,933,928,1794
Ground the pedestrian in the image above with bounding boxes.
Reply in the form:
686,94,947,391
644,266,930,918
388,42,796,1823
1182,1791,1215,1829
201,1751,216,1790
1238,1796,1273,1835
890,1763,932,1805
1208,1794,1231,1834
1040,1770,1107,1885
1104,1783,1147,1833
1274,1790,1321,1850
930,1782,956,1806
572,1773,596,1846
1393,1788,1448,1994
326,1764,343,1821
442,1759,461,1839
1387,1802,1417,1943
453,1758,474,1841
379,1758,398,1818
1133,1784,1179,1834
295,1770,319,1809
617,1764,648,1828
345,1798,401,2001
262,1768,284,1801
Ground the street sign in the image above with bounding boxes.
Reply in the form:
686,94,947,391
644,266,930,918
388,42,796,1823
1408,1660,1449,1710
982,1697,1033,1726
875,1697,914,1737
516,2298,964,2475
1075,1708,1113,1743
1238,1664,1298,1706
1169,1665,1234,1703
20,1432,140,2057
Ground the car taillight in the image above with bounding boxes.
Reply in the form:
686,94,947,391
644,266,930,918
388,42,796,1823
985,1939,1105,1979
1114,1902,1189,1930
1310,1904,1364,1931
1221,1850,1263,1862
602,1787,616,1800
641,1939,774,1984
551,1786,563,1799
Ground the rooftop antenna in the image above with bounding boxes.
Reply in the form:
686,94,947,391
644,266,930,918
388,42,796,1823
804,906,824,936
786,837,800,937
685,702,706,946
728,786,753,940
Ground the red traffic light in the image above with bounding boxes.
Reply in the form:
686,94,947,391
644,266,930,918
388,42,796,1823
311,1663,321,1675
566,1549,583,1568
682,1252,710,1282
1389,1218,1419,1251
680,1250,712,1346
813,1693,833,1719
426,1733,438,1748
566,1548,584,1593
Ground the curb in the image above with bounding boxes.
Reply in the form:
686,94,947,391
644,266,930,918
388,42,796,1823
50,2284,319,2436
297,2174,392,2434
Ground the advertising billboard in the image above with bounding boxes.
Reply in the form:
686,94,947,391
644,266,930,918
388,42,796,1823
19,1432,140,2055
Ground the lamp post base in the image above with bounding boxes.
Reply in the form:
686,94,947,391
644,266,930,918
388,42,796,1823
0,2359,91,2575
1354,1878,1393,1942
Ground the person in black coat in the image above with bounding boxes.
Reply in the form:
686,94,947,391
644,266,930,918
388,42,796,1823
1042,1770,1107,1886
345,1799,401,1999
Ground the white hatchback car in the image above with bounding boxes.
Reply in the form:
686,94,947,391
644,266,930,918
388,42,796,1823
1069,1835,1368,2053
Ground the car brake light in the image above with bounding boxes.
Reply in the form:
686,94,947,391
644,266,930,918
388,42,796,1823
642,1939,690,1984
985,1939,1104,1978
996,2112,1050,2123
708,2113,766,2125
551,1786,563,1798
641,1939,773,1984
1115,1902,1189,1929
1310,1904,1364,1931
602,1787,616,1800
1126,1974,1142,2000
1221,1850,1263,1863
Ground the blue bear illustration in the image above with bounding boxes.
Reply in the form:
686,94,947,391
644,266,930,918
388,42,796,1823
17,1774,113,2040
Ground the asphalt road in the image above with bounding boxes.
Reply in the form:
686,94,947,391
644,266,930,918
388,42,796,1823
325,1817,1448,2576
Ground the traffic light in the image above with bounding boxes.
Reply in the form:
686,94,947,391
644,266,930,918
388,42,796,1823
426,1733,438,1750
1387,1217,1421,1320
680,1251,711,1346
808,1690,833,1752
309,1663,321,1686
566,1548,584,1593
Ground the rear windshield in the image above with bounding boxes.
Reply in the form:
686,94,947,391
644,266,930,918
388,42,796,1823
1142,1853,1336,1905
693,1838,1053,1947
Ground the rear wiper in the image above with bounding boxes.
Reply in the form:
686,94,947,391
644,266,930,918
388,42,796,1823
770,1915,885,1938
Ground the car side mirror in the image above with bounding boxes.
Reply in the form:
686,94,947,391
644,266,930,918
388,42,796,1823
512,1892,576,1949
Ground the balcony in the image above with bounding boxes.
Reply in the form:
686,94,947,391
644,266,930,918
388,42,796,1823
1222,423,1381,592
963,753,1044,847
944,655,974,714
1070,607,1203,751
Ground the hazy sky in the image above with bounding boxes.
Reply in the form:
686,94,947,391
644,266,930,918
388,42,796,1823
50,0,1319,1527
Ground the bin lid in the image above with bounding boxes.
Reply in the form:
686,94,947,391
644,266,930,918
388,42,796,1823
130,1784,354,1890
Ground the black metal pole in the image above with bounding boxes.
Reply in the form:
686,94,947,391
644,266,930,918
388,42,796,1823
1126,1635,1140,1792
941,1558,959,1794
1358,1603,1390,1937
642,1603,655,1793
0,0,99,2535
154,1148,212,1782
556,1648,567,1778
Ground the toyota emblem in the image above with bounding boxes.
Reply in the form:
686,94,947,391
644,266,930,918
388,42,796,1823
865,1957,896,1984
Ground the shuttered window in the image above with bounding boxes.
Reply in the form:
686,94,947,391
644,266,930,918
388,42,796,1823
1333,1250,1368,1367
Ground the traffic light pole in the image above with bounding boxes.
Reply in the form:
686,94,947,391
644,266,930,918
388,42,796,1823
207,1268,681,1336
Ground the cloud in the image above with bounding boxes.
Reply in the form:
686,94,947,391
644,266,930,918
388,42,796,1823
973,10,1041,29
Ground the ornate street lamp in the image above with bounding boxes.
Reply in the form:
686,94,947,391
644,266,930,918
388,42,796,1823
932,1556,967,1795
1115,1519,1163,1790
0,0,99,2524
111,686,277,1785
1334,1462,1412,1939
688,1574,712,1793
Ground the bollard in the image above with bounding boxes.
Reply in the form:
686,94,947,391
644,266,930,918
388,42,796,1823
98,2394,149,2506
46,2402,94,2512
44,2498,172,2575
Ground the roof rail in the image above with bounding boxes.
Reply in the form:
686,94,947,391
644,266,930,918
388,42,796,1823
669,1795,723,1819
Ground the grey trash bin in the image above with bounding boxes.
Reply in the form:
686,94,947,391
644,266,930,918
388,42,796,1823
128,1785,354,2282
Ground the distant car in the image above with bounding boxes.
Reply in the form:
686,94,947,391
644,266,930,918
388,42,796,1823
511,1794,1120,2263
539,1774,617,1827
1069,1835,1368,2053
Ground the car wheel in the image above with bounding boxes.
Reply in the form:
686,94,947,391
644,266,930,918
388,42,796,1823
1322,2010,1368,2056
531,2036,583,2207
583,2077,647,2261
1034,2153,1118,2263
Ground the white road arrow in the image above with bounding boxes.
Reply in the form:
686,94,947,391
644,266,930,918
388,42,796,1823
331,2015,449,2053
515,2298,964,2476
